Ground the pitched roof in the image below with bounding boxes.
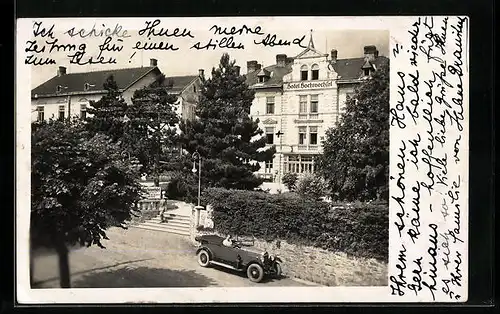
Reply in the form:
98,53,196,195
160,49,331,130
162,75,198,94
31,66,159,98
332,57,389,82
246,64,293,88
245,56,389,89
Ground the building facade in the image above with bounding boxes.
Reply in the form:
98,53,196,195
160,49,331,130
246,35,389,183
31,58,203,123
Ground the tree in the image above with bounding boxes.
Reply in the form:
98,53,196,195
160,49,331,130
127,74,180,185
31,119,143,288
317,63,389,202
86,75,128,142
179,53,275,190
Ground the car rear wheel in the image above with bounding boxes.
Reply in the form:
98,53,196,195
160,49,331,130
247,263,264,283
197,250,210,267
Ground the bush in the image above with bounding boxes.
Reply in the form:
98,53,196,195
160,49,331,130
165,171,198,204
282,173,298,191
295,173,328,200
202,188,388,261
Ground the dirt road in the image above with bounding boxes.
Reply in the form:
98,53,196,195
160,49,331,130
31,227,311,288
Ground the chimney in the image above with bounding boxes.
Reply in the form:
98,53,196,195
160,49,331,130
255,63,262,71
150,58,158,67
330,49,338,62
363,45,378,61
286,57,294,65
57,66,66,77
276,54,287,67
234,65,241,76
198,69,204,78
247,60,258,73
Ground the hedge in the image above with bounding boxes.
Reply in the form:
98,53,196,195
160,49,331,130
201,188,388,261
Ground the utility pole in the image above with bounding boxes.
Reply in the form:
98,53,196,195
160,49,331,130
276,130,284,186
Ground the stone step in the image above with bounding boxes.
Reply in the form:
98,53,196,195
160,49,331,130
131,224,191,236
149,217,191,226
157,213,191,221
144,220,191,230
141,221,190,232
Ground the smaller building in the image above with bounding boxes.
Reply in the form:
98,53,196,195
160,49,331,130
31,59,203,123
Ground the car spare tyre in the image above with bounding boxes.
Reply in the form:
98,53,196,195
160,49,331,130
246,263,264,283
197,250,210,267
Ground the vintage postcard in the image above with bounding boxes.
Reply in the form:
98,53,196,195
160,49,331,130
16,16,469,303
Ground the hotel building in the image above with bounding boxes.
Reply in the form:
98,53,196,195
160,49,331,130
246,35,389,183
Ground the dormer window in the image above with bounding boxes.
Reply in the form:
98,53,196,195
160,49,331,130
311,64,319,80
56,85,62,93
362,60,373,77
257,68,271,83
300,65,308,81
84,83,90,91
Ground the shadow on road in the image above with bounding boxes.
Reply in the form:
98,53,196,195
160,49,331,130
209,264,287,284
72,266,217,288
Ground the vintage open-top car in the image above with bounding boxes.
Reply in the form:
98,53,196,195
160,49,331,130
194,234,282,283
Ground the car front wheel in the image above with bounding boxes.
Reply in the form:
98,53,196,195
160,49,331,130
247,263,264,283
274,263,282,278
197,250,210,267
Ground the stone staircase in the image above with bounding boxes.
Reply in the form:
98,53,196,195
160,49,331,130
131,200,192,237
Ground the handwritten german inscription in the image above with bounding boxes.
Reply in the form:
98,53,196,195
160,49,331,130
389,16,468,302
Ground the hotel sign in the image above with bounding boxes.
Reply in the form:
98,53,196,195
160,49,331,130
284,80,335,91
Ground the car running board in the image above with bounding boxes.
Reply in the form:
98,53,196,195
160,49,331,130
209,260,243,271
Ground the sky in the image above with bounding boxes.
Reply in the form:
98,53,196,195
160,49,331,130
26,17,389,89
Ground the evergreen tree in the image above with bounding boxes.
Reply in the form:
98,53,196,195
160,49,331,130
317,63,390,202
127,74,180,185
86,75,128,141
180,53,275,190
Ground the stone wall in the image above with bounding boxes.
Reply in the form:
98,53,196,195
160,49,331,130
192,205,387,286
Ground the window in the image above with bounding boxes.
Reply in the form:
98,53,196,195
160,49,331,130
310,95,319,113
193,85,196,93
300,65,308,81
58,105,65,121
265,160,273,173
298,127,307,145
311,64,319,80
80,104,87,119
364,68,371,76
266,96,275,114
84,83,90,91
265,127,275,144
56,85,62,93
285,155,317,174
309,126,318,145
36,106,44,121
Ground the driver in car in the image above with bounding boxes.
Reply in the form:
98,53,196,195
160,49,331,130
222,235,233,247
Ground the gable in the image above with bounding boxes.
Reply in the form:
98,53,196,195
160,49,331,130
295,47,327,59
262,118,278,125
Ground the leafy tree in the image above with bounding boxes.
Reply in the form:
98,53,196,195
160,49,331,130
179,53,275,190
282,172,298,191
127,74,180,185
31,119,143,288
317,63,390,202
86,75,128,141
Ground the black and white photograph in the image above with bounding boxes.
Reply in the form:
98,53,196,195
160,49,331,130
16,16,469,303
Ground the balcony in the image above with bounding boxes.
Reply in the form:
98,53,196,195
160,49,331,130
295,113,322,123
